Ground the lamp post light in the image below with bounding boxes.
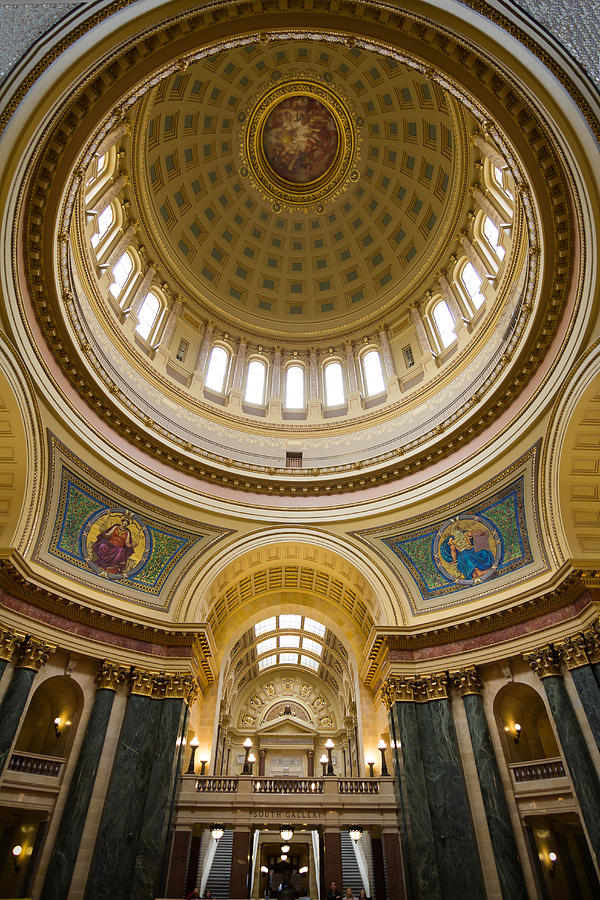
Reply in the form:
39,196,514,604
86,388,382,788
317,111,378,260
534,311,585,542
325,738,335,775
378,739,389,776
348,827,363,843
199,758,208,775
280,827,294,842
186,736,199,774
366,758,375,778
280,844,291,855
248,752,256,775
211,825,224,842
242,737,253,774
320,753,328,776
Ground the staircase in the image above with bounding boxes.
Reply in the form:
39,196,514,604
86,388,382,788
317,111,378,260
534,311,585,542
340,830,367,896
203,828,234,899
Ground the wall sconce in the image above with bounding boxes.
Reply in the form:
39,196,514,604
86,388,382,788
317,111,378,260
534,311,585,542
199,758,208,776
12,845,22,872
242,737,253,774
186,736,199,774
299,866,308,874
281,844,291,854
548,851,557,877
211,825,224,842
320,753,328,776
280,826,294,842
54,717,61,739
325,738,335,775
378,739,389,776
366,758,375,778
348,827,363,843
247,752,256,775
513,723,522,744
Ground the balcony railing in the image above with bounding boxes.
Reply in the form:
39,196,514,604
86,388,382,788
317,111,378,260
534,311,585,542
252,777,324,794
7,752,65,777
194,777,238,792
509,757,566,783
338,778,379,794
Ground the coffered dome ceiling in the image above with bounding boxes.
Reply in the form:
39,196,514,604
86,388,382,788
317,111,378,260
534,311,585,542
131,39,471,337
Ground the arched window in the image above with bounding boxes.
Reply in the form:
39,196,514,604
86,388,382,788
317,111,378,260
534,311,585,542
87,153,108,188
136,291,160,340
91,204,114,248
324,361,345,406
244,359,267,404
362,349,385,397
462,262,485,310
432,299,456,348
205,345,229,392
483,216,505,261
491,164,514,201
285,364,305,409
109,252,133,299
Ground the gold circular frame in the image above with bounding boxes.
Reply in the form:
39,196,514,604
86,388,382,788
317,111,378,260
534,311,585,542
240,77,359,212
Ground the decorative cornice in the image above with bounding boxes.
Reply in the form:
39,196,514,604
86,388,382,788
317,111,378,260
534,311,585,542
451,666,482,696
0,624,20,661
15,636,55,671
95,660,130,691
523,644,562,679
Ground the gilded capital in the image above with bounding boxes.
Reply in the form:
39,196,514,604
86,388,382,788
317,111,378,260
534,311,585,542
0,625,19,662
421,672,449,701
15,636,55,671
451,666,482,696
523,645,562,678
381,676,417,706
129,667,156,697
306,749,314,758
95,660,129,691
163,673,200,707
555,635,589,670
582,622,600,664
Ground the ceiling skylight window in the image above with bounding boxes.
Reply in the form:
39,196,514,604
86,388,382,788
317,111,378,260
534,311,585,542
256,637,277,655
303,618,326,637
258,655,277,670
302,637,322,656
362,349,385,397
279,635,300,649
279,652,299,665
245,359,267,404
324,361,345,406
205,345,229,392
284,364,305,409
255,617,277,637
279,614,302,630
300,655,319,671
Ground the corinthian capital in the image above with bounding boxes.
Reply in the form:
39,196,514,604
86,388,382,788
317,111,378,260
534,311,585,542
451,666,482,696
582,620,600,664
95,661,129,691
555,635,589,670
129,667,156,697
163,673,200,707
421,672,449,701
523,645,562,678
15,636,55,671
0,625,20,661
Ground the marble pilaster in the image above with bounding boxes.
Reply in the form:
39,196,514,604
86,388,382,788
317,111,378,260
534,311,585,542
457,672,526,899
390,698,441,900
416,693,485,900
42,663,128,900
83,691,164,900
0,637,54,775
131,697,186,900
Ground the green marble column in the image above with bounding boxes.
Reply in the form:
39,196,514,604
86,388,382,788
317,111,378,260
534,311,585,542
83,682,164,900
0,638,53,775
557,637,600,755
42,663,128,900
525,646,600,865
453,668,527,900
416,677,485,900
130,696,186,900
386,680,441,900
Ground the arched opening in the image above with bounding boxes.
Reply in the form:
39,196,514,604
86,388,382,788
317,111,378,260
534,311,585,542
493,682,559,765
15,676,84,762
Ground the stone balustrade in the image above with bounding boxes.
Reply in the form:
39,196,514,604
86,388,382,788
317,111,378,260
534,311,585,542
7,751,65,777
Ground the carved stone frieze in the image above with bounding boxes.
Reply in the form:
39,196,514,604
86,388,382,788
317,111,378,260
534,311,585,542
451,666,482,696
15,636,55,671
95,660,129,691
523,645,562,678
